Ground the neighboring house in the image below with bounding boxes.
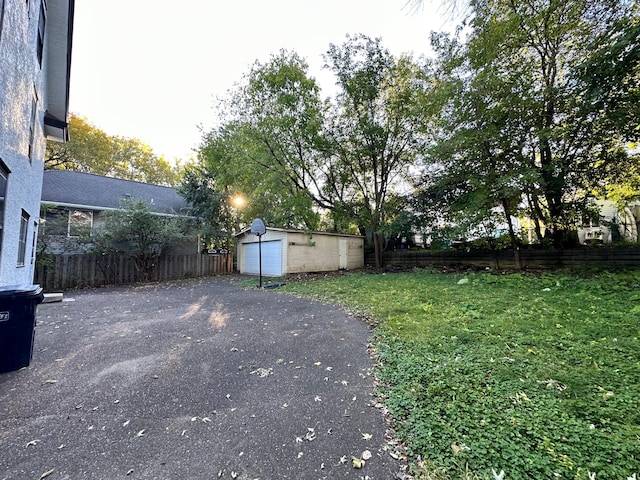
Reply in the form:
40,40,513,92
39,170,195,254
235,227,364,276
578,199,640,245
0,0,74,285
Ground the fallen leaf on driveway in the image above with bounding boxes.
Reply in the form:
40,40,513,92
362,450,372,460
352,456,365,468
40,469,55,479
250,367,273,377
26,440,39,447
137,429,146,437
362,433,373,441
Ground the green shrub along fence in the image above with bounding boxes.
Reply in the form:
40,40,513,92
367,246,640,270
35,253,233,291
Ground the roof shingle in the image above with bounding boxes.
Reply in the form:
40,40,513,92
41,170,189,215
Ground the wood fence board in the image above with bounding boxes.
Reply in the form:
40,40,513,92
35,253,232,291
367,247,640,270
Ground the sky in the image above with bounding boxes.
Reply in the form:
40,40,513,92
69,0,453,163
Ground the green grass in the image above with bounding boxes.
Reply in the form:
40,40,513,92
280,268,640,479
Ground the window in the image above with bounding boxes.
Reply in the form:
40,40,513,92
43,207,93,237
69,210,93,237
0,162,8,257
36,0,46,67
31,221,37,264
43,207,66,235
18,211,29,267
0,0,6,42
28,94,37,161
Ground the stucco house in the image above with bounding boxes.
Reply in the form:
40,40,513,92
0,0,74,285
39,170,195,254
234,227,364,276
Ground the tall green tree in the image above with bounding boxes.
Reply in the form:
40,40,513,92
193,41,433,265
177,161,237,249
196,50,332,230
46,114,180,186
420,0,638,248
324,34,433,266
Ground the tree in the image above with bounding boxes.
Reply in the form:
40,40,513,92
196,50,332,230
177,162,235,250
192,41,432,265
91,198,194,282
46,114,181,186
45,114,113,172
324,34,433,267
418,0,638,248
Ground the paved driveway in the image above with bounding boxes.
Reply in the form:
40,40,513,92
0,277,403,479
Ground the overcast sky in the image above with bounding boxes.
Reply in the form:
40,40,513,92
69,0,452,163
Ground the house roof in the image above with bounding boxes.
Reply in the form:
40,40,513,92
234,226,364,239
44,0,75,142
41,170,189,215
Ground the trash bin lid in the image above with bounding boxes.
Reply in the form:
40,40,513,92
0,284,43,297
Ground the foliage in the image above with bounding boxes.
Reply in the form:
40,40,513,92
196,50,327,231
45,114,181,186
324,34,434,266
177,162,238,250
90,198,194,281
281,269,640,479
193,40,434,261
417,0,638,249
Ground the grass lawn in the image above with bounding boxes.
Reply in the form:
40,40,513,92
279,268,640,480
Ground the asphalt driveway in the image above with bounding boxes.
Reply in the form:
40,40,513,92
0,276,404,479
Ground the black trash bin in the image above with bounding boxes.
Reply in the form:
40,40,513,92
0,285,44,373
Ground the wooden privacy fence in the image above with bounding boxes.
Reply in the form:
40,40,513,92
367,247,640,270
35,253,233,291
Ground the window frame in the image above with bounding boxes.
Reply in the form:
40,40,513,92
0,162,8,259
0,0,6,43
36,0,46,67
28,92,38,161
17,210,29,267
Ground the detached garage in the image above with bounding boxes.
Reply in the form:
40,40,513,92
235,227,365,276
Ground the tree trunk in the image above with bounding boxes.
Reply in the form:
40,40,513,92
373,232,384,268
501,198,521,270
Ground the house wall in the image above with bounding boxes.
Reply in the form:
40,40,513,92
0,0,48,285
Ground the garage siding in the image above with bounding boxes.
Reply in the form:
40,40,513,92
236,228,363,276
287,232,364,273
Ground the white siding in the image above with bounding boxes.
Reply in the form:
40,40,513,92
242,240,283,276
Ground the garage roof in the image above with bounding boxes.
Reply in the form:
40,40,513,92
234,226,364,238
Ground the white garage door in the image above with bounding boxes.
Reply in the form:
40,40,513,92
242,240,282,276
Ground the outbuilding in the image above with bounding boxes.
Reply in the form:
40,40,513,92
234,227,365,276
